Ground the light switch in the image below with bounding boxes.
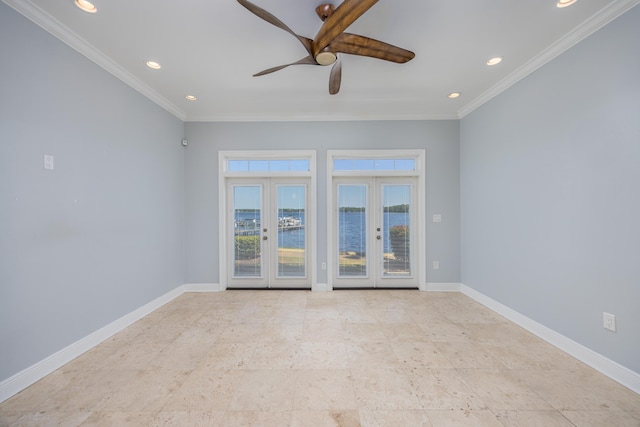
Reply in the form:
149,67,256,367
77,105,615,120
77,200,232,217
433,214,442,223
44,155,54,170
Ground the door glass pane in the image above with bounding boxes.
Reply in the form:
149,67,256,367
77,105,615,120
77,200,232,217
338,184,367,277
233,186,262,277
382,185,411,277
277,185,306,277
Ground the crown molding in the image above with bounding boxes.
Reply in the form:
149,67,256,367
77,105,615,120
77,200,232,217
185,111,460,122
2,0,187,121
6,0,637,123
458,0,640,118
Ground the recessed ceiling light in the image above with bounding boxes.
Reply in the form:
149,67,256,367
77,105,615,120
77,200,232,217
556,0,577,8
75,0,97,13
145,60,161,70
486,57,502,66
448,92,461,99
185,95,197,101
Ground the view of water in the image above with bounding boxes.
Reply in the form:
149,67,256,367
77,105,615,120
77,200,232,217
235,210,409,253
338,211,409,253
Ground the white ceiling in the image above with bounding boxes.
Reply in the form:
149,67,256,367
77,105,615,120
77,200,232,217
4,0,639,121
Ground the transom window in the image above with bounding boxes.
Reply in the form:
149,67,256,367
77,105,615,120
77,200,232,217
228,159,310,173
333,158,415,172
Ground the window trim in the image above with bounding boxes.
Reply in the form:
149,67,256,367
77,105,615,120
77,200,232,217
329,149,423,177
221,150,315,178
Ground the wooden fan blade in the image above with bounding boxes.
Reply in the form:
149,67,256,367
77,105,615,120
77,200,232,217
253,56,317,76
329,56,342,95
331,33,415,63
312,0,379,56
237,0,313,54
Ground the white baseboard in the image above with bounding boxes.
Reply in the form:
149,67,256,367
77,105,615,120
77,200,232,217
421,283,462,292
460,284,640,394
0,285,185,404
183,283,223,292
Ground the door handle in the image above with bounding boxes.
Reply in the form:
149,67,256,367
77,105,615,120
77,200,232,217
263,228,268,232
263,236,268,240
376,235,381,240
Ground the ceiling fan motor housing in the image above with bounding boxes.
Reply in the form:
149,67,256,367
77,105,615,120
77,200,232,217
316,4,335,21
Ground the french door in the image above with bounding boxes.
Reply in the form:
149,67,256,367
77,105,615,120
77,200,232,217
332,177,417,288
226,178,311,288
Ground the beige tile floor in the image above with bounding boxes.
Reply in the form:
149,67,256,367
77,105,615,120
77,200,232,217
1,290,639,426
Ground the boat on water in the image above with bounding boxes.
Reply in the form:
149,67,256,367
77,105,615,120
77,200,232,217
234,217,302,235
279,216,301,227
235,218,260,228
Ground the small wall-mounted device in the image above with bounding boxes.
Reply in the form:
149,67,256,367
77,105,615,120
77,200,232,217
181,138,188,147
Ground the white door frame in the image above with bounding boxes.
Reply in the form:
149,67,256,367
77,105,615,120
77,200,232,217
327,150,426,290
219,151,317,290
225,178,311,288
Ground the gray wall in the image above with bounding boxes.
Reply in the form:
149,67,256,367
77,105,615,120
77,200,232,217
4,0,637,390
0,4,186,381
460,6,640,373
184,120,460,285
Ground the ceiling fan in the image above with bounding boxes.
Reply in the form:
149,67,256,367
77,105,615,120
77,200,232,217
237,0,415,94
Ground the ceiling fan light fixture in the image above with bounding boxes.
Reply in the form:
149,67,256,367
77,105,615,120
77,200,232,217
486,57,502,66
448,92,461,99
556,0,577,8
316,51,337,66
145,60,161,70
75,0,97,13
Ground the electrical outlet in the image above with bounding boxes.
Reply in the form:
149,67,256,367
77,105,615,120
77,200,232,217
603,312,616,332
321,262,327,270
432,261,440,270
44,154,54,170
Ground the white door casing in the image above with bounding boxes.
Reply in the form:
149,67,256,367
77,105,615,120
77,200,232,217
219,151,316,290
327,150,426,290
